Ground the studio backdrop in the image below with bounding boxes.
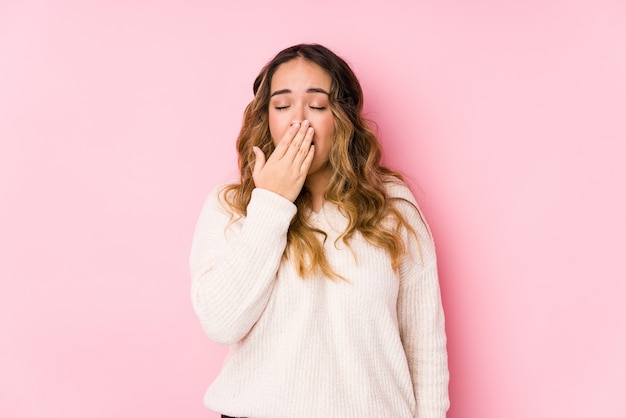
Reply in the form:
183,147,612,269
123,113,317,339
1,1,624,417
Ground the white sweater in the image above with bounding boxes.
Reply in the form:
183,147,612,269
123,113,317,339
190,181,449,418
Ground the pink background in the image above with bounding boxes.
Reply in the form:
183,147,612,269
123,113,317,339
1,1,625,417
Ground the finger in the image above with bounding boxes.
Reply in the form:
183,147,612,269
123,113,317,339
294,126,314,164
273,122,301,158
285,120,310,160
299,144,315,175
252,146,266,178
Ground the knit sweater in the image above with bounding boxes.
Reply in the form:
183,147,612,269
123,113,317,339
190,181,449,418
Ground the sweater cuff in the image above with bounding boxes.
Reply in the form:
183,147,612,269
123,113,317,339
242,188,297,237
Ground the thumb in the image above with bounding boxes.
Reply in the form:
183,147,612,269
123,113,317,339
252,146,266,177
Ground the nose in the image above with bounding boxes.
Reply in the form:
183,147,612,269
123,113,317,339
292,104,306,125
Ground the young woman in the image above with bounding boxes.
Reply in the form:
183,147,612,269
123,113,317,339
190,44,449,418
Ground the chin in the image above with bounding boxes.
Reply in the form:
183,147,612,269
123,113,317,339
306,162,330,177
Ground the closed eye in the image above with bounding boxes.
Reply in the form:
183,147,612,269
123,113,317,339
309,106,327,110
274,106,290,111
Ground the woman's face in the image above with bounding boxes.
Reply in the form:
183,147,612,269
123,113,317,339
268,58,335,178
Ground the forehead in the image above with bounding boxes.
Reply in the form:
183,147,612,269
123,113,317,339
270,58,332,91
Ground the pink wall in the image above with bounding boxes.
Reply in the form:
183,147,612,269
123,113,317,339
1,1,625,417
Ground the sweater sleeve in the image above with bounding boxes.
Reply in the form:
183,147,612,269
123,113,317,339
189,186,297,345
391,183,450,418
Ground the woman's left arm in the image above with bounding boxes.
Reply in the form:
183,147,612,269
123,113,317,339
393,185,450,417
398,259,450,417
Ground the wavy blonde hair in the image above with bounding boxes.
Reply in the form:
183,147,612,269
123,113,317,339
222,44,420,279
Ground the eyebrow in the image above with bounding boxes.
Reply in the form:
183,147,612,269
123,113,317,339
270,87,330,97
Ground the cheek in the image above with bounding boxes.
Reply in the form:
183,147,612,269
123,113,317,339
313,115,335,142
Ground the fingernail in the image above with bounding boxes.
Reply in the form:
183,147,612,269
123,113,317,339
302,120,309,127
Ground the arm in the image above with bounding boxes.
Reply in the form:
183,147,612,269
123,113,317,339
189,187,296,345
393,184,450,417
191,119,315,344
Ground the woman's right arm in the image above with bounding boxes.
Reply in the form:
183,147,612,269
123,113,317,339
192,121,314,344
189,187,296,345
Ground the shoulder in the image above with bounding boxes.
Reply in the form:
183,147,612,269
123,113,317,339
383,177,435,243
199,183,238,217
383,177,422,221
383,177,418,204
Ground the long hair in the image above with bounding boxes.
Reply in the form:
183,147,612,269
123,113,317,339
222,43,419,279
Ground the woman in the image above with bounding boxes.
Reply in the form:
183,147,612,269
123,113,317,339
190,44,449,418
